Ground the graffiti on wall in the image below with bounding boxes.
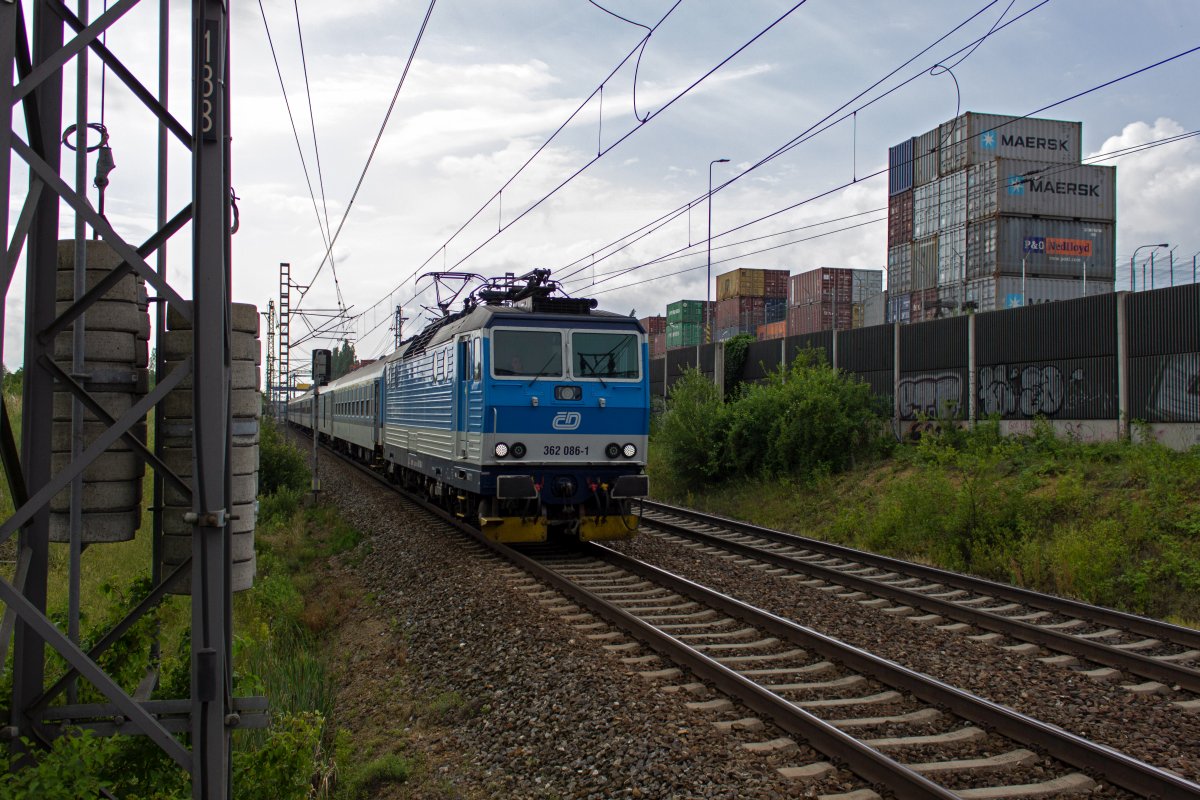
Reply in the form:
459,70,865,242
978,364,1083,417
977,362,1117,419
898,371,962,420
1145,353,1200,423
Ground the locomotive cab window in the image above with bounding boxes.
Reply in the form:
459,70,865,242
571,331,639,380
492,329,562,378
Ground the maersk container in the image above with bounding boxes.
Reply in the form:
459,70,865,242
912,236,938,291
912,181,939,239
888,244,912,295
889,137,915,196
937,170,967,231
967,158,1115,222
939,112,1082,176
966,217,1114,282
717,268,765,300
937,225,966,289
888,190,913,247
964,275,1115,311
913,128,939,187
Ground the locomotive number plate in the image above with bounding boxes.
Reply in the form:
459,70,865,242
543,444,590,456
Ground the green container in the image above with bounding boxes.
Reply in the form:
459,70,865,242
666,321,704,348
667,300,710,324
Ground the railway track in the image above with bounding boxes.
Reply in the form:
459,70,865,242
307,436,1200,798
637,499,1200,706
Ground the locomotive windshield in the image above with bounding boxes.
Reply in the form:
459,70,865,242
493,329,563,377
572,332,639,380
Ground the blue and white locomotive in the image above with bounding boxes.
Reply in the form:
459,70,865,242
289,270,649,542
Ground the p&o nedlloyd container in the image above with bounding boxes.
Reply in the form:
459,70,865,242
966,218,1114,281
939,112,1083,175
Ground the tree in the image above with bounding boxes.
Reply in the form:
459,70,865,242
330,340,357,380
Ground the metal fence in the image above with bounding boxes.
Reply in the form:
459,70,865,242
649,284,1200,439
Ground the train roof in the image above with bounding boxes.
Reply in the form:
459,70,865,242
386,303,643,365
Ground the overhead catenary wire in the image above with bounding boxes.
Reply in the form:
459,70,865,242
575,127,1200,300
341,10,1200,352
292,0,343,311
556,0,1044,286
352,0,813,334
257,0,344,310
294,0,438,312
554,37,1200,299
366,0,685,315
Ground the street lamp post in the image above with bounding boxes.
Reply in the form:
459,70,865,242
706,158,730,344
1130,243,1168,292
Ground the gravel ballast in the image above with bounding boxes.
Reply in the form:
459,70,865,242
310,441,1198,797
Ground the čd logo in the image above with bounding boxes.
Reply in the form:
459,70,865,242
552,412,582,430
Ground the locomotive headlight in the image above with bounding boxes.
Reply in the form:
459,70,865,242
511,442,527,459
554,385,582,401
605,443,621,459
622,443,637,458
494,443,509,458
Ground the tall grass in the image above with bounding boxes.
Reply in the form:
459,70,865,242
652,416,1200,625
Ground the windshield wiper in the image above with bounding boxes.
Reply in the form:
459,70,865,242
527,354,558,386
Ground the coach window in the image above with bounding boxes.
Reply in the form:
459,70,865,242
571,331,639,380
493,329,562,378
473,336,482,380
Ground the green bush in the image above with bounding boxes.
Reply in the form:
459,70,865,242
260,421,310,496
656,355,889,488
656,368,727,485
0,731,118,799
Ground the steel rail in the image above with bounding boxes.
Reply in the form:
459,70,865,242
311,435,1200,798
305,438,954,797
639,509,1200,693
585,542,1200,800
642,499,1200,649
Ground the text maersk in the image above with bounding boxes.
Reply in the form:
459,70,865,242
1010,177,1100,197
1000,134,1070,153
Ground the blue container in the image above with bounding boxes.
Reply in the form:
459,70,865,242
889,138,914,196
765,297,787,324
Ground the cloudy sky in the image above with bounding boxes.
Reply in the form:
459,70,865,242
4,0,1200,373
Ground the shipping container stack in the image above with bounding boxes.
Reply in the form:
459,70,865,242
714,268,788,341
638,315,666,358
665,300,712,349
785,267,884,335
887,112,1116,321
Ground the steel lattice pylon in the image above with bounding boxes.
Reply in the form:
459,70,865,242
0,2,262,798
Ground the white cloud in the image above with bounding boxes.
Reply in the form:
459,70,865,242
1092,118,1200,265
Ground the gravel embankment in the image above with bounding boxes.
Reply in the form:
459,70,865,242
313,443,1199,798
320,453,838,799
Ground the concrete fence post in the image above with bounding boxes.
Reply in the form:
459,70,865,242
893,320,901,428
714,340,725,402
967,312,977,427
1116,291,1130,440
